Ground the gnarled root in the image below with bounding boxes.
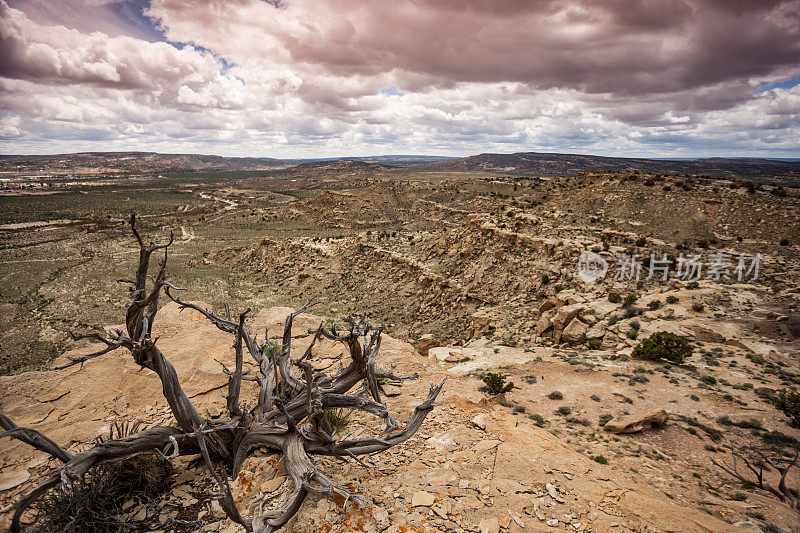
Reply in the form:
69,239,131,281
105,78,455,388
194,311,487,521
2,215,443,531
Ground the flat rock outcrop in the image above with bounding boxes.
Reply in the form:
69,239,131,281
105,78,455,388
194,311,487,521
0,304,747,532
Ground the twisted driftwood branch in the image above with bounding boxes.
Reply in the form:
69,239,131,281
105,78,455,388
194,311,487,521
2,215,442,532
712,445,800,513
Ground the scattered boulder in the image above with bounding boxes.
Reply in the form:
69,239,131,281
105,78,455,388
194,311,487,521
535,313,553,336
604,409,669,434
539,298,558,313
561,319,588,344
415,333,438,356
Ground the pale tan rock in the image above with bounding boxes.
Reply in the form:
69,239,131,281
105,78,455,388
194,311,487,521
0,468,29,491
535,313,553,336
411,490,436,507
415,333,438,356
603,409,668,434
479,516,500,533
260,475,286,493
561,319,588,344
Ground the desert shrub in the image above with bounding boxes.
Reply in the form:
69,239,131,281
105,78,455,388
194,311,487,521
736,418,763,430
692,302,705,312
773,388,800,427
701,375,717,385
687,281,700,289
629,374,649,385
761,430,799,449
717,415,733,426
632,332,692,364
598,414,613,426
635,237,647,247
587,339,603,350
555,406,572,416
608,314,621,325
623,293,638,307
624,306,643,318
593,455,608,464
566,416,590,426
608,292,622,303
590,394,601,402
528,413,546,427
479,372,515,395
627,329,639,340
647,300,661,310
548,390,564,400
32,453,171,533
325,408,352,432
666,295,679,304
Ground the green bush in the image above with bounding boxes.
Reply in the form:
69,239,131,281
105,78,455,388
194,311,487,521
593,455,608,464
555,406,572,416
325,408,351,432
632,332,692,364
587,339,603,350
666,295,679,304
736,418,763,430
548,390,564,400
623,293,638,307
687,281,700,289
479,372,515,395
598,414,613,426
773,388,800,427
647,300,661,310
692,302,705,312
608,292,622,303
528,413,546,427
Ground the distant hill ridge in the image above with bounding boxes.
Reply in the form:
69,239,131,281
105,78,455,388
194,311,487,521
1,150,798,184
423,151,800,183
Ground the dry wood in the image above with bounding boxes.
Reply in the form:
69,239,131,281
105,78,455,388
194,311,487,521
712,445,800,513
1,215,443,532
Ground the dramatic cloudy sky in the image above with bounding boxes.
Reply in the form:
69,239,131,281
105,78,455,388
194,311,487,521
1,0,799,157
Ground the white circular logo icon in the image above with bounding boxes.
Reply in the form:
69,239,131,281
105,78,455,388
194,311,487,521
577,250,608,283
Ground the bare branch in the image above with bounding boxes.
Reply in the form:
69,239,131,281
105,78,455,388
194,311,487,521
7,219,442,530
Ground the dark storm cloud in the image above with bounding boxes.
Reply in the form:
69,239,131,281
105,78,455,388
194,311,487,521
1,0,799,156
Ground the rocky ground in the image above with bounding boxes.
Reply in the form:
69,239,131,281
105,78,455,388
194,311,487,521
1,170,799,532
2,302,797,532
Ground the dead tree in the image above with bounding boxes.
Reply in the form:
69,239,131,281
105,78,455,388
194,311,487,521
712,446,800,513
0,215,443,532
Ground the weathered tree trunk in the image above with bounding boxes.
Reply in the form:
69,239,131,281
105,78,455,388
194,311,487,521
1,215,443,532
